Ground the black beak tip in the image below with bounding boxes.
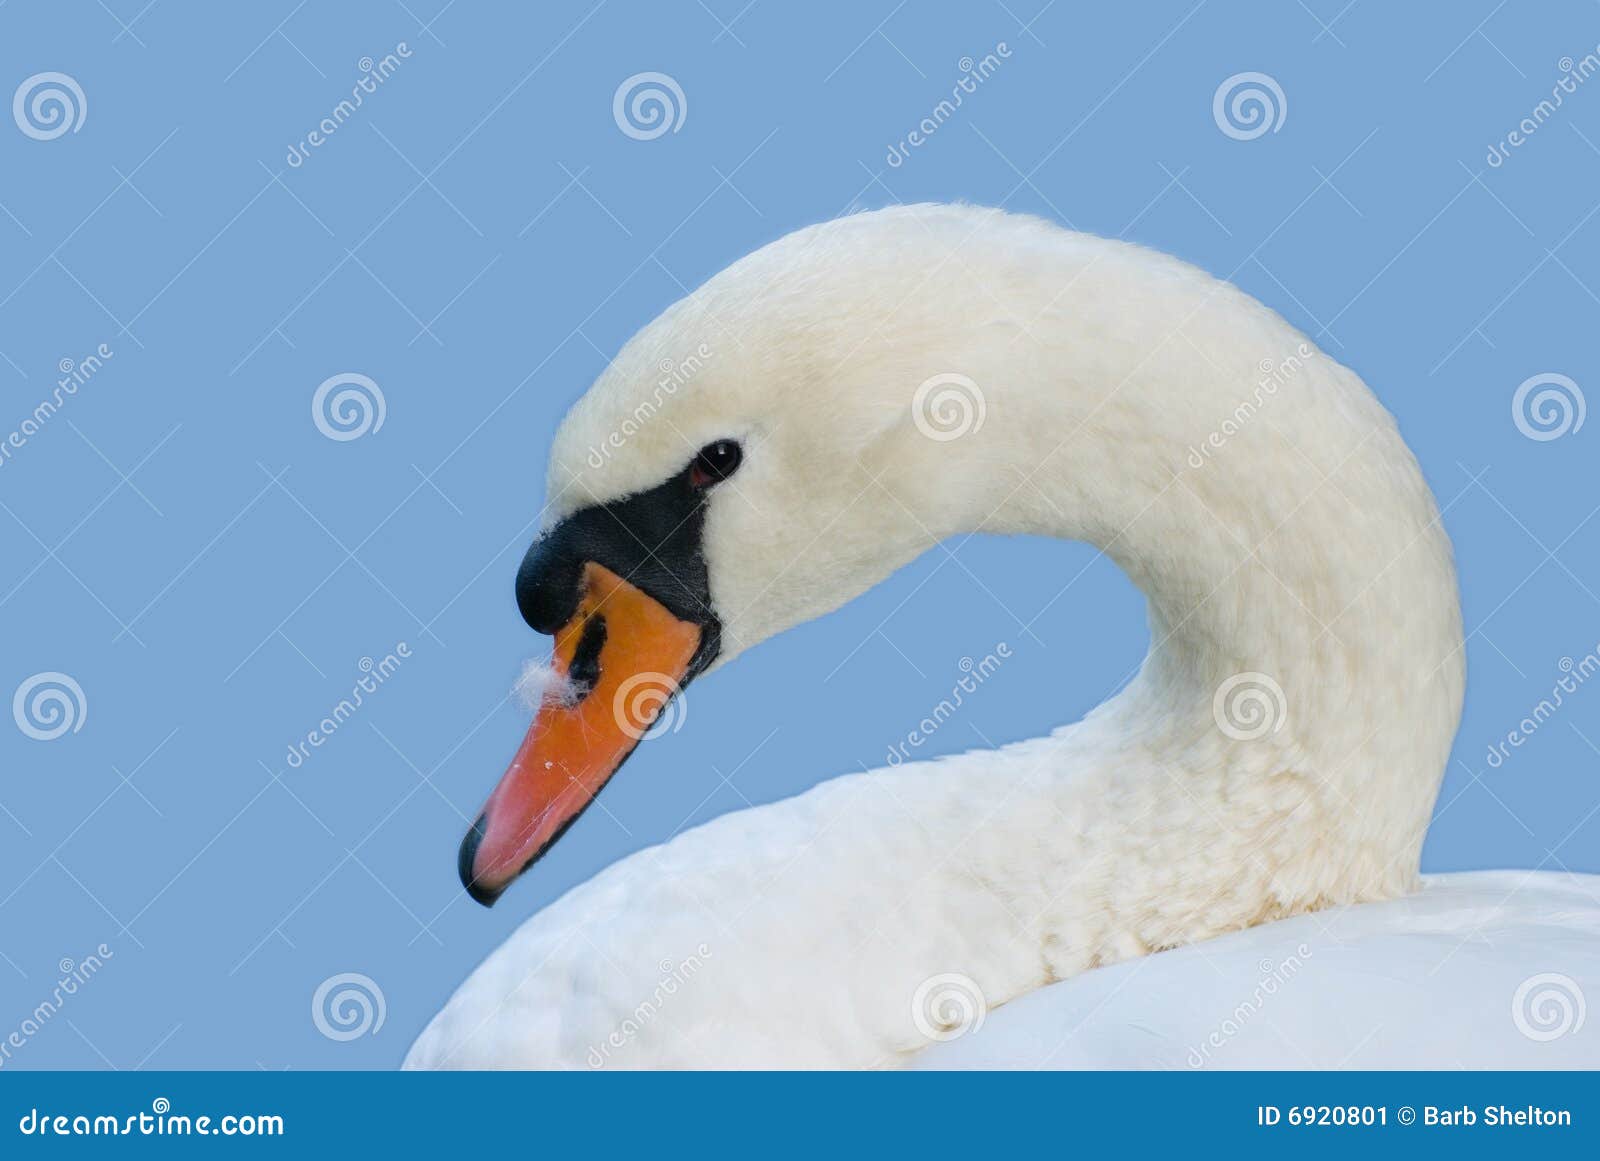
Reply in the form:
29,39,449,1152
457,814,505,908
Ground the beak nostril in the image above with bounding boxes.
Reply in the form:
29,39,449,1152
566,615,607,697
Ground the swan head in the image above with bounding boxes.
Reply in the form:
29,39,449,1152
456,202,1463,906
459,205,1018,904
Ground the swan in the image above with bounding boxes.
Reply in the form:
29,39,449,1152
405,203,1592,1069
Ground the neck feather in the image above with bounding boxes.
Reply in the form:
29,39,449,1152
878,239,1463,898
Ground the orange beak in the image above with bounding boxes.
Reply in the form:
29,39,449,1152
459,562,703,905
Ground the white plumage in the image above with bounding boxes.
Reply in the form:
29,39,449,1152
914,872,1599,1069
404,205,1595,1069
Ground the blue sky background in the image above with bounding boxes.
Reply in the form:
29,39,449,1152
1,1,1597,1069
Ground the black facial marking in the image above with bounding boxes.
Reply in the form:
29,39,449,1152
515,457,725,677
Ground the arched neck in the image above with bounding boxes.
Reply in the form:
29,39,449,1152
884,333,1462,794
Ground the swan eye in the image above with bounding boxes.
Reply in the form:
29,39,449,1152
690,440,742,489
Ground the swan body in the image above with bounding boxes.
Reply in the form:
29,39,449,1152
407,204,1470,1069
913,871,1600,1069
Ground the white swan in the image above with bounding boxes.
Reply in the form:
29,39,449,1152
405,204,1594,1069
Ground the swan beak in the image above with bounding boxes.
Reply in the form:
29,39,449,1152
459,562,703,906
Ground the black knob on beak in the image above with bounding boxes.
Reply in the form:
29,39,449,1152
514,527,585,634
512,469,716,638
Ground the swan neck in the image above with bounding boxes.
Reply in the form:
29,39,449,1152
906,322,1464,786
